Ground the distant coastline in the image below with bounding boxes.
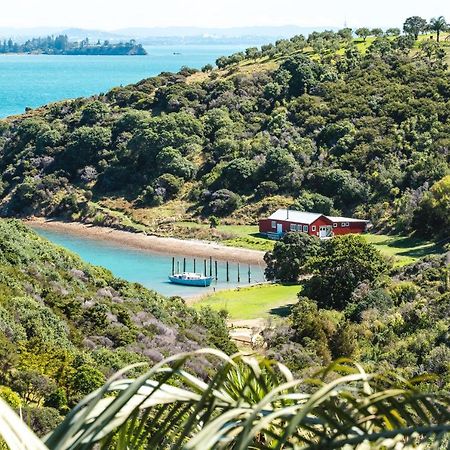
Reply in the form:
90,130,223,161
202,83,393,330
0,36,147,55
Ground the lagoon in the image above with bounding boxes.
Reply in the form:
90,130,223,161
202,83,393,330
34,227,266,297
0,44,251,118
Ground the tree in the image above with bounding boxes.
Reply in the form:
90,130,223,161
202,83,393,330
67,364,105,399
219,158,257,193
337,28,353,40
304,235,389,310
355,27,371,41
201,64,213,72
385,28,401,36
206,189,241,217
412,175,450,238
429,16,448,42
80,100,109,125
403,16,428,40
264,232,321,282
371,28,384,37
294,191,334,215
209,216,220,228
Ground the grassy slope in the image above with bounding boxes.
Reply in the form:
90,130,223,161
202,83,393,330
193,284,300,320
363,234,445,266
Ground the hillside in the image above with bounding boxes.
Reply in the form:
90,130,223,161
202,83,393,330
0,219,235,434
0,30,448,242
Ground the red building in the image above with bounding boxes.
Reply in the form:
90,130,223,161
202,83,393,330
259,209,370,239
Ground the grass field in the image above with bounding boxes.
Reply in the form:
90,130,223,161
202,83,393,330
363,234,444,266
193,284,301,320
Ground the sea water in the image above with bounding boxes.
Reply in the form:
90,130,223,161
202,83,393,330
34,228,266,297
0,44,251,118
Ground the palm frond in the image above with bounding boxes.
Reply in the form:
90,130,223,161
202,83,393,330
0,350,448,450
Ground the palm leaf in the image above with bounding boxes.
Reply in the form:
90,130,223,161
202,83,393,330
0,350,448,450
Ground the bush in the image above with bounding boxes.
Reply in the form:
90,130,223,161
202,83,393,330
156,173,184,199
264,232,320,282
304,235,389,310
294,191,334,215
0,386,21,408
255,181,279,199
206,189,241,217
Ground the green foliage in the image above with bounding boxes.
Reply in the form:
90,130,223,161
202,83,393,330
304,235,389,310
403,16,428,39
0,27,449,239
0,386,21,408
0,219,236,433
67,365,105,399
264,232,321,282
1,353,448,449
413,175,450,238
294,191,334,215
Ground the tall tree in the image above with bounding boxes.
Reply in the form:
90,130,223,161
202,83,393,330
429,16,448,42
403,16,428,40
355,27,371,41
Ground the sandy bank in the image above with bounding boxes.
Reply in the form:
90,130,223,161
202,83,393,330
26,219,266,266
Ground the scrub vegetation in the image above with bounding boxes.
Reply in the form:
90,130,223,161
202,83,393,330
0,18,448,246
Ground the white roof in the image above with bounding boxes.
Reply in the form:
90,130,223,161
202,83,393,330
267,209,369,224
327,216,370,223
268,209,323,225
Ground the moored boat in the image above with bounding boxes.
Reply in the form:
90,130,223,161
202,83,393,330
168,272,213,287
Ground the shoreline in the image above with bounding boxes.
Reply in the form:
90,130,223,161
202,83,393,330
26,218,266,266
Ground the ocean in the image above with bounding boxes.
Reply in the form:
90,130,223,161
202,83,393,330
0,44,250,118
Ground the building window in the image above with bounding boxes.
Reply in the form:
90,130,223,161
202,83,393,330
341,222,349,227
312,225,316,232
271,221,276,229
303,225,308,232
333,223,337,228
290,223,296,231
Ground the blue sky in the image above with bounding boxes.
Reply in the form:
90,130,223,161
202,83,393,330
1,0,448,29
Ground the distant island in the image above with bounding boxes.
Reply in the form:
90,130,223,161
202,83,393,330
0,35,147,55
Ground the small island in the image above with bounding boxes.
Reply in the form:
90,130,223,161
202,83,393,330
0,35,147,55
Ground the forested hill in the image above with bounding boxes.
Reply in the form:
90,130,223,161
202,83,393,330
0,28,449,238
0,219,235,434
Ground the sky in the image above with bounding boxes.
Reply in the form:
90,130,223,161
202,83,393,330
0,0,448,30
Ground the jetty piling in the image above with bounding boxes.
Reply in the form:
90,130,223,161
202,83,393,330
248,265,251,283
209,257,212,277
214,261,218,280
226,261,229,282
237,263,240,283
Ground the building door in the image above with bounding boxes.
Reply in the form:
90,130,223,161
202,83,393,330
276,223,283,234
319,226,329,238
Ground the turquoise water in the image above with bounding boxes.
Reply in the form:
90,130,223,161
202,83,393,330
0,44,249,118
33,228,266,297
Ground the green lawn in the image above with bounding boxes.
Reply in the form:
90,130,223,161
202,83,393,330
193,284,301,320
363,234,444,266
